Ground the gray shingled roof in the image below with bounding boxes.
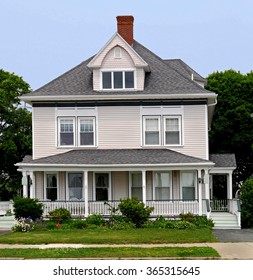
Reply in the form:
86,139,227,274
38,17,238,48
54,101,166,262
23,40,213,98
209,154,236,168
164,59,206,83
19,149,213,166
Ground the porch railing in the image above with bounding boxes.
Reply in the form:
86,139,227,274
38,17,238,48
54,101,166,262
41,200,208,217
0,201,13,215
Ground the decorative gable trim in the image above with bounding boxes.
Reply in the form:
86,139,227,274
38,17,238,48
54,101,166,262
87,33,150,71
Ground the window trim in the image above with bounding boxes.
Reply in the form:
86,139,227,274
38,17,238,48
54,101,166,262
93,172,111,201
153,171,172,200
101,70,135,90
57,116,97,148
77,117,96,147
66,172,83,201
163,115,182,146
180,171,197,200
142,114,183,147
58,117,75,147
143,115,161,146
129,172,143,200
44,172,59,201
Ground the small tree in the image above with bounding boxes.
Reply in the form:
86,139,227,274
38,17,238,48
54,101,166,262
13,197,43,221
118,197,154,228
240,178,253,228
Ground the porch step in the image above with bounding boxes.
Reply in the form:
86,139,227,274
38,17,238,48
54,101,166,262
211,212,240,229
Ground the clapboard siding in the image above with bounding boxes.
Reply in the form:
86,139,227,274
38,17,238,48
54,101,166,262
172,105,207,159
33,107,71,159
98,106,140,149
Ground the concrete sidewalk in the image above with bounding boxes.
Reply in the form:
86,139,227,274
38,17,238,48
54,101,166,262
0,242,253,259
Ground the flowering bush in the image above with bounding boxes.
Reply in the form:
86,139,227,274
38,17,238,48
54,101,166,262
12,217,35,232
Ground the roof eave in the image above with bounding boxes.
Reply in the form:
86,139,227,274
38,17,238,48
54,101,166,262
21,92,217,103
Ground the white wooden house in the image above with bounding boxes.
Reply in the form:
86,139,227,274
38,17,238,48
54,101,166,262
16,16,240,228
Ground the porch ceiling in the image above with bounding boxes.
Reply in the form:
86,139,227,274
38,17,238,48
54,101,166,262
17,149,214,169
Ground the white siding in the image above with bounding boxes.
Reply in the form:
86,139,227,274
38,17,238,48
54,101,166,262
35,172,43,200
98,106,140,149
172,105,207,159
33,107,71,159
111,171,128,200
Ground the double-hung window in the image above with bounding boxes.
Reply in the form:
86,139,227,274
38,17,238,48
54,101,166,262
181,171,196,200
102,71,134,89
154,172,171,200
164,116,181,145
59,118,75,146
143,115,182,146
58,116,96,147
78,117,95,146
45,173,58,201
68,173,83,200
130,172,142,200
143,116,160,145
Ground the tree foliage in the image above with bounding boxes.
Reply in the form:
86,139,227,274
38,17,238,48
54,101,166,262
240,178,253,228
0,69,32,200
205,70,253,187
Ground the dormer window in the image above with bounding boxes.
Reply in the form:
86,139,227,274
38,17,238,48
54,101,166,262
102,71,134,90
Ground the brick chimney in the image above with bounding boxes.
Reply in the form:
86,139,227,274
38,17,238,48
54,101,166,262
116,15,134,46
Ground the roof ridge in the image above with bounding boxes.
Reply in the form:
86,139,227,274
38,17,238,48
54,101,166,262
133,41,211,93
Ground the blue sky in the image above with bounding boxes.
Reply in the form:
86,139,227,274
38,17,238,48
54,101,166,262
1,0,253,90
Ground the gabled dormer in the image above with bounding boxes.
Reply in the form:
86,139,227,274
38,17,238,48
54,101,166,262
87,16,150,91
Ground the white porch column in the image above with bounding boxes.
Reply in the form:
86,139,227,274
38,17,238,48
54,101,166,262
22,172,28,198
204,169,210,217
198,169,202,215
227,171,233,200
142,170,146,205
83,171,89,218
29,171,35,199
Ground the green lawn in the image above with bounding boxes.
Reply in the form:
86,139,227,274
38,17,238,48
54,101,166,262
0,228,217,244
0,246,219,259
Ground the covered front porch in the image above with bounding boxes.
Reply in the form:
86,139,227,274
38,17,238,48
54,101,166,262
16,149,239,226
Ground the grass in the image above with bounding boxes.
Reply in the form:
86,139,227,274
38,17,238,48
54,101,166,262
0,247,219,259
0,228,217,244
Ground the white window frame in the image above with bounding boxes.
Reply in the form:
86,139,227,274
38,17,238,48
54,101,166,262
58,117,75,147
143,116,161,146
44,172,59,201
114,46,122,58
101,70,135,90
153,171,172,200
129,172,143,200
163,115,182,146
66,172,83,201
180,171,197,200
78,117,96,147
93,172,111,201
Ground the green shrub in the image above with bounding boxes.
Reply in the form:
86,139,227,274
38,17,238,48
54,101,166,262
173,220,196,229
192,216,214,228
47,208,71,223
179,212,195,223
86,214,104,226
118,197,154,228
13,197,43,221
241,178,253,228
71,219,87,229
108,215,135,230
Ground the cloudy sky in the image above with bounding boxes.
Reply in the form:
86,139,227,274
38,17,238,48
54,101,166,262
1,0,252,90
